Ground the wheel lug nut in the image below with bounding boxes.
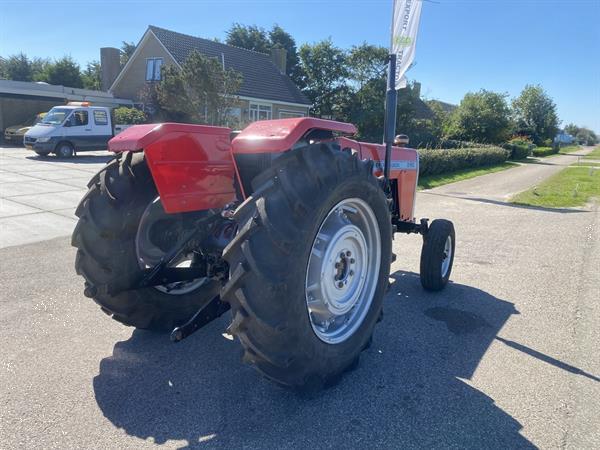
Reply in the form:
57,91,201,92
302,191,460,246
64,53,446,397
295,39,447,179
346,251,351,257
340,252,345,258
349,270,354,276
335,262,341,269
337,281,344,288
350,258,355,264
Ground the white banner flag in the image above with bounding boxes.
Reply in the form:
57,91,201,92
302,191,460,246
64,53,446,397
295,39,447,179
392,0,423,89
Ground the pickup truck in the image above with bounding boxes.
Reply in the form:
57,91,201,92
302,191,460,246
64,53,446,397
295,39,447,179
23,103,125,157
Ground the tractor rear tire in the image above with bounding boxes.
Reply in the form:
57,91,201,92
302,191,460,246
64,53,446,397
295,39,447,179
419,219,455,291
221,143,392,389
72,152,224,331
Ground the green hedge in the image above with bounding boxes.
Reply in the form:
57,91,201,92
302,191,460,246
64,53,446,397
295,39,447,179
502,142,531,160
114,107,147,125
418,147,509,176
433,139,498,149
532,146,558,157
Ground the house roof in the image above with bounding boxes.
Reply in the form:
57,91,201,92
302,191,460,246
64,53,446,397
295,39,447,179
148,25,311,106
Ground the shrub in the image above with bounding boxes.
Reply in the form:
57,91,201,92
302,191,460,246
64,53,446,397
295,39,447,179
502,136,533,160
502,142,530,160
532,146,558,157
418,147,509,176
433,139,497,149
114,106,147,125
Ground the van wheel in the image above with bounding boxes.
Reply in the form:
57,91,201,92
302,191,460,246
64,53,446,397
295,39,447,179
56,142,74,158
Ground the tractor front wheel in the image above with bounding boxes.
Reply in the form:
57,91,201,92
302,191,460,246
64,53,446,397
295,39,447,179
419,219,455,291
221,143,392,389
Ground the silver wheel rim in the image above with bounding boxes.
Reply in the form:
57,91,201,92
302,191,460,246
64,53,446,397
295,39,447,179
441,235,452,278
135,198,206,295
305,198,381,344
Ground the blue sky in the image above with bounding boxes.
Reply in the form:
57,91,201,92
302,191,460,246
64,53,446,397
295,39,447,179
1,0,599,132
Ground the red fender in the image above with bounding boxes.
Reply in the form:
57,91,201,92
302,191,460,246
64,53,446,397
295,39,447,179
108,123,237,214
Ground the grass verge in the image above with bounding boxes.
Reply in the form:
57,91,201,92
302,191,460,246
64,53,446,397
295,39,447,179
583,146,600,160
511,166,600,208
418,162,517,190
532,146,557,157
559,145,582,154
571,161,600,168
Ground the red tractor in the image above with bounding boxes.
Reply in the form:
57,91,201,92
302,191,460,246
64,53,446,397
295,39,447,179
72,117,455,388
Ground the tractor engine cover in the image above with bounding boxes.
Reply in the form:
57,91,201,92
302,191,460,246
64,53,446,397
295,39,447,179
108,123,237,214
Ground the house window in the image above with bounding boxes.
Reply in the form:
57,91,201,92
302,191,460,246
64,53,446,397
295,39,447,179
145,58,163,81
249,103,272,122
279,110,305,119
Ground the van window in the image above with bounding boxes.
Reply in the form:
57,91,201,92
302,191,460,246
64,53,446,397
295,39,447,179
72,110,88,127
93,110,108,125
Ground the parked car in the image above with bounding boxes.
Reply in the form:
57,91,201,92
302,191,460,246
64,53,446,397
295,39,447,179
24,103,115,157
4,112,47,145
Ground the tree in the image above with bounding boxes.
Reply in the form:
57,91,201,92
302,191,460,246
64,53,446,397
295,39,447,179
226,24,270,53
155,50,243,125
564,123,579,136
269,24,303,85
575,128,598,146
120,41,136,67
512,85,559,145
299,39,348,118
1,53,33,81
39,56,83,88
347,43,388,89
445,90,512,143
82,60,101,90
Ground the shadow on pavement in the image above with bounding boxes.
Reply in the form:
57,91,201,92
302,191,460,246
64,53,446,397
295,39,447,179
93,271,536,448
423,191,590,214
26,153,112,164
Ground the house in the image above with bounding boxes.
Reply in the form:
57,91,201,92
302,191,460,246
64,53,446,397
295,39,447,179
554,131,575,145
107,25,311,123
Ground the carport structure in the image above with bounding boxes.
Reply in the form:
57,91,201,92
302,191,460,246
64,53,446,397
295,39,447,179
0,79,132,134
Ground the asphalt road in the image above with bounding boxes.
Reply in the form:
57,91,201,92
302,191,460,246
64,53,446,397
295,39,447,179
1,146,598,449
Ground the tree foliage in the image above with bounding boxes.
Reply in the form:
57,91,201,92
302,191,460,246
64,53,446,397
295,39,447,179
564,123,598,145
39,56,83,88
445,90,512,144
154,50,243,125
0,53,39,81
120,41,136,67
226,23,304,85
82,60,101,90
512,84,559,145
299,39,348,118
226,24,271,53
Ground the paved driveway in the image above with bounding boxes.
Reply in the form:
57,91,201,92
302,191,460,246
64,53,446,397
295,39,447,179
0,147,110,248
1,146,598,449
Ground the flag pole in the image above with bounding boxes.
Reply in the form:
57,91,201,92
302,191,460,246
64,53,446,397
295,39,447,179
383,0,398,183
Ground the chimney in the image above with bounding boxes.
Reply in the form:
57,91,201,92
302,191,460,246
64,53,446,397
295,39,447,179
100,47,121,91
270,48,287,75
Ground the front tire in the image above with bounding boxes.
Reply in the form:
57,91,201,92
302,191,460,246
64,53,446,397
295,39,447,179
419,219,455,291
221,143,392,388
72,152,224,331
56,141,74,158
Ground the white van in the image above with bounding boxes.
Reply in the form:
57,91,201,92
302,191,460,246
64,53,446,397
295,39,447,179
24,103,115,157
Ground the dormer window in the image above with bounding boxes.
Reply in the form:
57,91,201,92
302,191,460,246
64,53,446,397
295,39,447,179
145,58,163,81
